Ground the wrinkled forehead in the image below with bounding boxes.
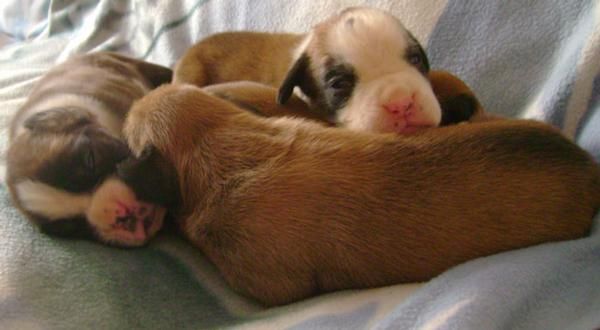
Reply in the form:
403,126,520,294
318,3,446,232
312,8,421,78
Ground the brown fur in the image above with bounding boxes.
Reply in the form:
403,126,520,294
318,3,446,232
176,31,488,126
123,83,599,306
175,8,445,129
204,71,489,127
203,81,329,123
6,52,171,246
174,32,302,87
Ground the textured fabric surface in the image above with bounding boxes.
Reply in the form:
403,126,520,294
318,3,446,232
0,1,599,329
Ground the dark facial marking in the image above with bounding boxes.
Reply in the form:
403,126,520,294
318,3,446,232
322,57,357,114
405,33,430,75
117,146,179,208
36,126,130,193
278,53,320,105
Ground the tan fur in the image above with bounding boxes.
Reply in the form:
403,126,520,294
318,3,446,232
204,81,330,123
204,73,491,127
6,52,171,246
174,32,302,86
175,31,489,127
175,8,445,132
125,84,599,306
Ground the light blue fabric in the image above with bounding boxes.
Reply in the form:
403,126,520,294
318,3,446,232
0,1,598,329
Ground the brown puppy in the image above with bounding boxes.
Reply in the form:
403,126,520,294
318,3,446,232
6,52,172,247
175,7,445,133
118,83,599,306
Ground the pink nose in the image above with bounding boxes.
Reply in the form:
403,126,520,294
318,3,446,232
382,95,415,117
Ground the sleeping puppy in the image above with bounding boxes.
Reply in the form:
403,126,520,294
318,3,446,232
6,52,172,247
119,84,599,306
175,6,449,133
204,70,490,126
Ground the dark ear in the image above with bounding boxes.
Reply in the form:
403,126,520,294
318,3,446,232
24,108,93,133
136,62,173,88
439,93,478,126
277,53,311,105
116,145,179,208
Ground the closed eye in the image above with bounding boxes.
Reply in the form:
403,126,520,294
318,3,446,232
83,147,96,173
408,53,423,66
328,74,354,90
405,45,430,73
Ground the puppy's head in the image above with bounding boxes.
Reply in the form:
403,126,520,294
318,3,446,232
278,7,441,134
6,108,166,247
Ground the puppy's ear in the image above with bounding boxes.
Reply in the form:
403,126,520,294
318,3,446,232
440,94,479,125
117,145,179,208
429,70,484,125
24,108,93,133
278,53,312,105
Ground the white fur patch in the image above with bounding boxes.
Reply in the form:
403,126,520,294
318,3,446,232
15,180,91,220
322,8,442,131
16,94,123,138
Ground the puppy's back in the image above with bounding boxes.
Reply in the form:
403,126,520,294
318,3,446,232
222,119,599,285
174,32,302,86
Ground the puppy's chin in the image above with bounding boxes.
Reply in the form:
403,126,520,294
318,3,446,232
86,177,166,247
337,72,442,134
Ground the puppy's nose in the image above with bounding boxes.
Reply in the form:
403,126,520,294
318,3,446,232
382,95,416,117
381,94,435,134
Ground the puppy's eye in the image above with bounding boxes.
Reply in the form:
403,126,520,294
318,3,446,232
328,75,354,91
83,148,96,172
408,53,422,66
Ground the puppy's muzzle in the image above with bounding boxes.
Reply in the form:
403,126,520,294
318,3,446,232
341,71,442,134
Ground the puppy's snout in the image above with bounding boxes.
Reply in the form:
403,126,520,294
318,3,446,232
383,94,417,117
370,73,441,134
380,93,433,134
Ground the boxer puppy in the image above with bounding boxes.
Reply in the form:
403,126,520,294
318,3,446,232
6,52,172,247
119,84,599,306
174,7,445,133
204,71,489,127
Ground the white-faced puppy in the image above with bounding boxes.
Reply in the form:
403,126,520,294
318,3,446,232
119,84,599,306
6,52,172,247
203,71,492,127
175,7,444,133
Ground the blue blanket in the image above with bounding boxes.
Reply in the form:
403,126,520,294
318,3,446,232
0,1,598,329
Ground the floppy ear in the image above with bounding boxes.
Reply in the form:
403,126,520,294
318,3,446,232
277,53,312,105
24,108,93,133
116,145,179,208
439,94,479,125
